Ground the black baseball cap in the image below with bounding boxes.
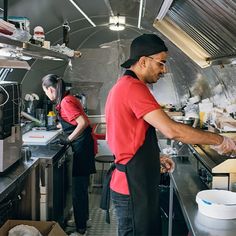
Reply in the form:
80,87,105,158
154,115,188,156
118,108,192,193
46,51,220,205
121,34,168,68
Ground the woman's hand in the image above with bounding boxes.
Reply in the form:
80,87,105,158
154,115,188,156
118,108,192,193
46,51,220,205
160,155,175,173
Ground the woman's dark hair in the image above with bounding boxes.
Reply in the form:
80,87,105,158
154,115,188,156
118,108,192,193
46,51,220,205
42,74,66,105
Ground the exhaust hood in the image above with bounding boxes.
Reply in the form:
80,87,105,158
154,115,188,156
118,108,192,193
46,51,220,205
153,0,236,68
154,17,211,68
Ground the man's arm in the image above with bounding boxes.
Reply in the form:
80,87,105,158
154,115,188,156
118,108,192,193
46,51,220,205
143,109,223,145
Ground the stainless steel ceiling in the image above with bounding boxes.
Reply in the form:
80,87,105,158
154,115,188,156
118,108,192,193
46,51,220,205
0,0,163,49
0,0,235,62
167,0,236,61
1,0,236,115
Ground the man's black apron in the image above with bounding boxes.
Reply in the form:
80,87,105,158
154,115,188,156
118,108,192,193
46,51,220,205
58,116,96,176
101,70,162,236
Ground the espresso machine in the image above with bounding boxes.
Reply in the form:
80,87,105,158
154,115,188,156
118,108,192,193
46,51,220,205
0,81,22,172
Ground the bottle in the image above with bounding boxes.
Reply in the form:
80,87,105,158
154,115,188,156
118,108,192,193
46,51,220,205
47,111,56,126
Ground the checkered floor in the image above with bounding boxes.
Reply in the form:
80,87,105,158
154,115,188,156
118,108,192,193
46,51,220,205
64,174,117,236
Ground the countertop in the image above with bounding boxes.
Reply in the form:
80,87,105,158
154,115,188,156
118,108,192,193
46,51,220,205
0,141,67,202
0,158,39,202
161,140,236,236
29,143,68,164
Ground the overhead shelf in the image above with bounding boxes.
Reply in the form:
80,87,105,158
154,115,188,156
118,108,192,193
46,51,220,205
0,34,69,62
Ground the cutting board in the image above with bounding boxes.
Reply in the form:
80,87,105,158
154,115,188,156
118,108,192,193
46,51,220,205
23,130,62,145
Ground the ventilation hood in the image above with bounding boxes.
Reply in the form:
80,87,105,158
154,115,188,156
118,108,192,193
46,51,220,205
153,0,236,68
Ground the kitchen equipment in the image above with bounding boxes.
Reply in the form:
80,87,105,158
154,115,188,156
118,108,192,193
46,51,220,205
21,146,32,163
0,81,21,139
0,81,22,172
187,133,236,190
30,145,71,225
196,189,236,219
173,116,197,127
35,108,46,127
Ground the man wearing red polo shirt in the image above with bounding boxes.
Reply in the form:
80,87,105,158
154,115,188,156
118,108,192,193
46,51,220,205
104,34,236,236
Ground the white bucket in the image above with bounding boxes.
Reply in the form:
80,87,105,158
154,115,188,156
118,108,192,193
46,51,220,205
196,189,236,219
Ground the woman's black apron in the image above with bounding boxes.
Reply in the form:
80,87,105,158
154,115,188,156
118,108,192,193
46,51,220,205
58,116,96,176
101,70,161,236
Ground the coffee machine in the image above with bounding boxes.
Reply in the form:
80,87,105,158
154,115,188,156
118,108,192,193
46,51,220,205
0,81,22,172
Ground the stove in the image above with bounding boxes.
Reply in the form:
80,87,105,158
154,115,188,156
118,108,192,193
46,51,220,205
188,133,236,190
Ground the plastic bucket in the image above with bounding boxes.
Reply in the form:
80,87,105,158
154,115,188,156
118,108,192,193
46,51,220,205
196,189,236,219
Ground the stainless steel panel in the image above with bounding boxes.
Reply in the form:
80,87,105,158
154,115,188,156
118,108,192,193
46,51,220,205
168,0,236,59
0,125,22,172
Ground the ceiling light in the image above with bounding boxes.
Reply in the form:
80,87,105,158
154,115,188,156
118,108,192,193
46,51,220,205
156,0,173,21
138,0,144,29
68,0,96,27
109,16,126,31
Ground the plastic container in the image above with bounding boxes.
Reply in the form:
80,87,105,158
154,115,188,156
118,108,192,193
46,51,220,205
196,189,236,219
47,111,56,126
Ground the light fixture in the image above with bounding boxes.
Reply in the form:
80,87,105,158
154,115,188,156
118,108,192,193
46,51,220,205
68,0,96,27
109,15,126,31
156,0,173,21
138,0,144,29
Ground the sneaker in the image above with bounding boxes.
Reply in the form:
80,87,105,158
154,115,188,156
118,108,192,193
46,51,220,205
67,219,76,227
69,229,87,236
87,219,92,228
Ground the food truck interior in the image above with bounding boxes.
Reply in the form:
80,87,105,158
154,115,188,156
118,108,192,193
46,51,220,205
0,0,236,235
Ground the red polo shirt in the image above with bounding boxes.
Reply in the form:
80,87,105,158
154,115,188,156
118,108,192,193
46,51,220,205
56,94,90,125
105,73,160,194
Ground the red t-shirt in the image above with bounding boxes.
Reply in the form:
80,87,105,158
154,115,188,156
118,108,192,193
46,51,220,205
105,74,160,195
56,95,90,125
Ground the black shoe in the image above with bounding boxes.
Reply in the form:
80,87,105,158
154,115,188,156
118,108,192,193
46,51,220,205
78,228,87,235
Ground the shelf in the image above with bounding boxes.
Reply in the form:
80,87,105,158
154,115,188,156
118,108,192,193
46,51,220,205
0,35,69,61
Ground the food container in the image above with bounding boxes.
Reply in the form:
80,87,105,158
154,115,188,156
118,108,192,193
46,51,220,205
196,189,236,219
172,116,196,126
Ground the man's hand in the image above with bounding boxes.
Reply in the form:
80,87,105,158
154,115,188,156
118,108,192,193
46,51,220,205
210,136,236,157
160,155,175,173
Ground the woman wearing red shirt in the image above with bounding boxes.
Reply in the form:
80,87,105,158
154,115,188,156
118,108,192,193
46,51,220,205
42,74,96,236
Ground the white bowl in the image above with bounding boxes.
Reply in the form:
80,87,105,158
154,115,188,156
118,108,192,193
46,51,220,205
196,190,236,219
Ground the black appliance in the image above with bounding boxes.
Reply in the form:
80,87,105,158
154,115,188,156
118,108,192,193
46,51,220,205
0,81,22,172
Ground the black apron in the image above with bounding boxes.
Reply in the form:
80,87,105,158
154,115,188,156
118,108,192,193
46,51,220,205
58,116,96,176
101,70,161,235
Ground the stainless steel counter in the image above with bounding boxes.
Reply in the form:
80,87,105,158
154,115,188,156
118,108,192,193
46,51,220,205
0,158,39,202
161,140,236,236
29,143,68,163
27,143,72,224
0,142,70,224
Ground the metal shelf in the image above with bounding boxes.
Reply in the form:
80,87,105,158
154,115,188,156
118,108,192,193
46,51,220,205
0,35,69,61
